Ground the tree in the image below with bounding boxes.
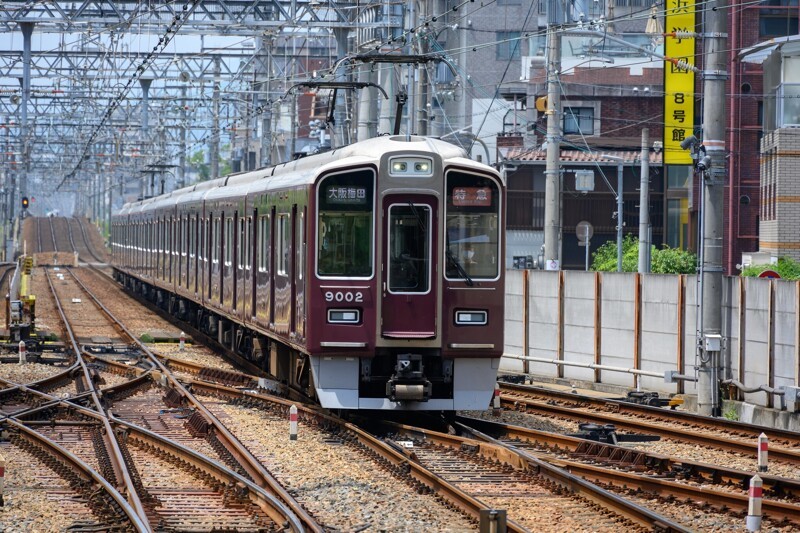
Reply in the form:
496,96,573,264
741,256,800,279
591,235,697,274
187,146,232,182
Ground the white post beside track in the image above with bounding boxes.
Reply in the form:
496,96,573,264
492,383,501,415
18,341,26,364
179,332,185,352
746,474,763,531
0,452,5,506
289,405,298,441
757,433,768,473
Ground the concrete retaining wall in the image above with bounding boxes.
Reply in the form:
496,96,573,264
502,271,800,408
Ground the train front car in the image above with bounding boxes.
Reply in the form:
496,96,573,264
308,136,505,410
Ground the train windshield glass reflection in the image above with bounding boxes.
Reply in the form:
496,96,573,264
317,169,374,278
445,171,500,280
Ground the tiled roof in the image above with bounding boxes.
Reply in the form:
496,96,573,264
504,148,663,165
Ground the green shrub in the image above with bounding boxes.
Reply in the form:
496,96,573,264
139,333,155,343
591,236,697,274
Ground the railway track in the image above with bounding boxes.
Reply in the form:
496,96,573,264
499,381,800,467
69,217,106,263
455,414,800,528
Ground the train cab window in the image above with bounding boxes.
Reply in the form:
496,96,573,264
445,172,501,281
316,169,374,278
388,204,431,293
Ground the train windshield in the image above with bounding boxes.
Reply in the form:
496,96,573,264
316,169,375,278
445,172,500,280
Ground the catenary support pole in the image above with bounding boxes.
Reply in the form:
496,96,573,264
20,23,33,202
638,128,650,272
698,0,728,417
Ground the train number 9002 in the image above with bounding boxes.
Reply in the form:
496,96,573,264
324,291,364,303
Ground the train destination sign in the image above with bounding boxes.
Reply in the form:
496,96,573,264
452,187,491,207
326,186,367,204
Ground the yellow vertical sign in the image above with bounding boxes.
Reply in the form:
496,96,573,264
664,0,696,164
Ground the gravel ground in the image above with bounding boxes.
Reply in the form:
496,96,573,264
29,267,64,339
150,343,238,372
0,361,67,384
208,401,476,532
0,441,98,532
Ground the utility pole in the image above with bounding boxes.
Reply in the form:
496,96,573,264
178,85,187,188
698,0,728,417
543,22,562,270
638,128,650,273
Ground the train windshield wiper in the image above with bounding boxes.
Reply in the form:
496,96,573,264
446,247,474,287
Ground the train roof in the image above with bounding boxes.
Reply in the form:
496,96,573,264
117,135,497,215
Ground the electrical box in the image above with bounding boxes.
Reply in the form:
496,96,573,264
10,300,22,322
704,334,722,352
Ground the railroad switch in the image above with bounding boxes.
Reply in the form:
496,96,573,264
622,391,683,409
568,423,660,445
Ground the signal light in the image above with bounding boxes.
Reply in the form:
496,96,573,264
21,196,29,209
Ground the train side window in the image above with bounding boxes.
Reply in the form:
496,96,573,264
212,217,220,264
225,217,233,266
277,213,290,275
316,169,374,278
258,215,270,273
245,217,252,271
296,209,304,281
190,216,196,259
238,218,245,269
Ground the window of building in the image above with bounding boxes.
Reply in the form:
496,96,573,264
759,11,799,38
563,107,594,135
496,31,522,60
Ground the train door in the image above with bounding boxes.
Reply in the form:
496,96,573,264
381,195,438,338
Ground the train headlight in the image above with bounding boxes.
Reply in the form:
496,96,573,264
455,310,487,325
328,309,360,324
389,157,433,177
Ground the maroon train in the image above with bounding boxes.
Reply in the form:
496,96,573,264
112,135,505,410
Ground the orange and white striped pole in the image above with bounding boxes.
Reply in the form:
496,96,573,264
757,433,768,473
18,341,26,364
492,383,501,415
289,405,298,441
746,474,763,531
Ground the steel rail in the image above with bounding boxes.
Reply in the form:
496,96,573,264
501,382,800,444
184,378,535,532
457,414,800,502
500,383,800,464
72,217,106,263
47,216,58,252
2,418,149,532
66,266,317,532
455,422,800,528
43,267,150,525
35,216,43,252
385,421,690,532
